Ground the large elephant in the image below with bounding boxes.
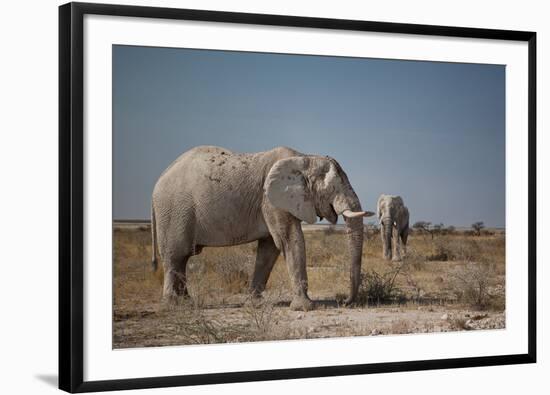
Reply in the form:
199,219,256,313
151,146,373,311
377,194,409,261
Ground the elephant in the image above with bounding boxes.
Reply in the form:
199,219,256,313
151,146,374,311
377,194,409,261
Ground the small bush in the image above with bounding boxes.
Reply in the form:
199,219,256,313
242,292,282,338
173,304,245,344
427,240,451,261
172,291,286,344
450,263,496,309
357,266,404,305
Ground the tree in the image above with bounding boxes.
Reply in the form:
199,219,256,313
432,223,444,235
413,221,433,239
471,221,485,236
413,221,431,231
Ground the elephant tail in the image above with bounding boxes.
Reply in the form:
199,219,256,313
151,203,159,272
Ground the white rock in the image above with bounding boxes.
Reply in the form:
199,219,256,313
441,313,449,320
371,328,380,336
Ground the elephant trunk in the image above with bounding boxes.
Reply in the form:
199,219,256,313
333,197,364,304
344,216,364,304
382,217,393,260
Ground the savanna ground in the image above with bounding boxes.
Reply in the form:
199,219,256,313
113,224,505,348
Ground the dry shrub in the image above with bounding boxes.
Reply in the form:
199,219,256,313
171,291,286,344
357,265,405,306
427,239,451,261
172,304,244,344
242,292,284,338
449,262,502,309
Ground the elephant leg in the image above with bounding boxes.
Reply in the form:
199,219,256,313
279,226,314,312
381,225,392,260
400,228,408,257
393,226,402,262
250,237,280,296
163,253,191,303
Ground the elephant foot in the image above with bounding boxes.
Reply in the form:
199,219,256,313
248,286,265,299
290,296,315,312
392,256,402,262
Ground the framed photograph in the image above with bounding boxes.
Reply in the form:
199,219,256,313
59,2,536,393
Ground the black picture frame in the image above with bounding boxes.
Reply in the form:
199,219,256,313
59,2,537,393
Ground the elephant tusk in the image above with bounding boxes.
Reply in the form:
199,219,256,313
342,210,375,218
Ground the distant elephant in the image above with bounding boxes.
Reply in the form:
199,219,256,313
377,194,409,261
151,146,374,311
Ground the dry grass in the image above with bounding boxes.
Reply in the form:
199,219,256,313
391,319,412,334
113,224,505,348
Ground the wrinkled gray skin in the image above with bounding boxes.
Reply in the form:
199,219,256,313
151,146,373,311
377,194,409,261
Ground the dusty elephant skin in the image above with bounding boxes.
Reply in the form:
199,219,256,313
377,194,409,261
151,146,374,311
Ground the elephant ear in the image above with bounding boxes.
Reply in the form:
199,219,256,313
264,157,317,224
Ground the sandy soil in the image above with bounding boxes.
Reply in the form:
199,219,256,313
113,294,504,348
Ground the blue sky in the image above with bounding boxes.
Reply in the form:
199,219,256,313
113,45,505,227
